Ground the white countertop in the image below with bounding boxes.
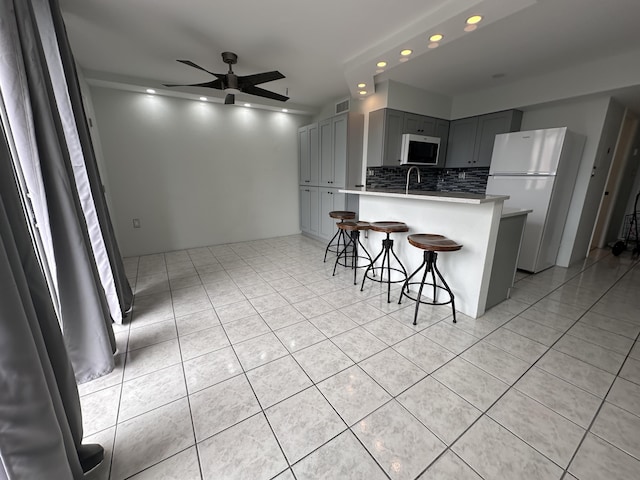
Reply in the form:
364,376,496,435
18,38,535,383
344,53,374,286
340,188,509,205
501,207,532,219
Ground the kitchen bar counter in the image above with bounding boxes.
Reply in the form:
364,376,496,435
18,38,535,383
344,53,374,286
351,188,509,204
341,188,511,318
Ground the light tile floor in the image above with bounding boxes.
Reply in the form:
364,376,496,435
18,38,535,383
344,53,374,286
80,235,640,480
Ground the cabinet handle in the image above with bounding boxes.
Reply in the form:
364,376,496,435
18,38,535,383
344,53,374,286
355,184,364,187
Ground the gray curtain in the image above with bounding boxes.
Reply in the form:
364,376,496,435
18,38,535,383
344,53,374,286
0,0,126,382
0,125,82,479
47,0,133,319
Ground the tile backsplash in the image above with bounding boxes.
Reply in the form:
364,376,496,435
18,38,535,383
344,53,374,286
366,166,490,195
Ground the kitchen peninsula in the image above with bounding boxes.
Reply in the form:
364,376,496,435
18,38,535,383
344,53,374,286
340,188,520,318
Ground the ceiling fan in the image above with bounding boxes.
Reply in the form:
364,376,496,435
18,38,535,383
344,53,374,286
164,51,289,105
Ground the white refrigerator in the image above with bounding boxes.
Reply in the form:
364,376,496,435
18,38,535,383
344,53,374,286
486,127,585,273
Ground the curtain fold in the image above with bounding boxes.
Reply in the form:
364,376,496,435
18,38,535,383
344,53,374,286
48,0,133,319
0,0,116,383
0,120,82,480
34,0,133,324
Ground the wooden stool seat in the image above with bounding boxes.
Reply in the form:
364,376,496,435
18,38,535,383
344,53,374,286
408,234,463,252
329,211,356,220
370,221,409,233
399,233,462,325
338,221,370,232
324,211,357,262
360,221,408,302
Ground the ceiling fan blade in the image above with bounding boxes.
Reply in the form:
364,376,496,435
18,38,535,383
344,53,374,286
163,79,224,89
224,93,235,105
238,70,285,87
176,60,224,78
242,85,289,102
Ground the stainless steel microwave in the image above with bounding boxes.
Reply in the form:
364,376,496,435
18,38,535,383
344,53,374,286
400,134,441,166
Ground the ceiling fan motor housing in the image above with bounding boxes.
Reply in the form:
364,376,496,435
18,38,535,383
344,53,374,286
221,51,238,65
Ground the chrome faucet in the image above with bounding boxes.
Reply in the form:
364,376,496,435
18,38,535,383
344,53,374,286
405,166,421,194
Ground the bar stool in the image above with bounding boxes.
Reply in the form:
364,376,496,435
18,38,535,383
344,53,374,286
323,211,356,262
333,221,373,285
398,234,463,325
361,221,409,303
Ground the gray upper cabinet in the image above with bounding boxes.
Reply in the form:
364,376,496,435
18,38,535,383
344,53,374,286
298,123,318,184
445,117,478,168
367,108,405,167
367,109,449,167
445,110,522,168
474,110,523,167
319,119,333,186
403,113,437,136
435,119,450,168
299,112,363,189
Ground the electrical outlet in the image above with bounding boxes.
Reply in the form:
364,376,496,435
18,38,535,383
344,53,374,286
367,169,374,176
132,218,141,228
458,171,466,179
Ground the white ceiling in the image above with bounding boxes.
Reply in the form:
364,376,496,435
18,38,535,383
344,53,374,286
59,0,640,113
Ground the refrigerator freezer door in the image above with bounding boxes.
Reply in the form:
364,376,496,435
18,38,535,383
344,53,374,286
490,127,567,175
486,175,556,272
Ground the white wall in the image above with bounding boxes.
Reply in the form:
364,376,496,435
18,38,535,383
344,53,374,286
91,86,310,256
451,47,640,119
386,80,452,119
520,96,625,265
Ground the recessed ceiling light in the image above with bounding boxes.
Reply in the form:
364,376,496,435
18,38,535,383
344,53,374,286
466,15,482,25
428,42,439,49
199,97,207,101
244,103,251,107
400,49,413,56
359,90,367,95
429,34,443,42
145,89,156,94
282,109,288,112
376,61,387,68
357,83,366,88
464,24,477,32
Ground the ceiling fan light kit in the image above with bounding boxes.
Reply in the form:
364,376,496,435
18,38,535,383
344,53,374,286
164,52,289,106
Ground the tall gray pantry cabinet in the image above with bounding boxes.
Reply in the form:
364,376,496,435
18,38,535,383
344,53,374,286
298,112,364,241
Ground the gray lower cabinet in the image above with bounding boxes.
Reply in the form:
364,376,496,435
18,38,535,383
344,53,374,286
300,186,346,240
299,186,319,238
319,189,346,239
446,110,522,168
486,211,528,309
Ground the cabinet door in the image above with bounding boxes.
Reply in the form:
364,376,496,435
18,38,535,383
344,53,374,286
298,126,310,184
332,114,347,188
319,119,333,186
404,113,436,136
445,117,479,168
474,111,523,167
366,109,384,167
308,123,320,184
435,119,450,168
299,186,311,232
309,186,320,237
319,188,346,239
383,110,405,166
